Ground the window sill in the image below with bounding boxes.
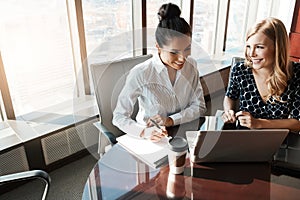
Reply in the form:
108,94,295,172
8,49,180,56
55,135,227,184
197,51,243,96
17,95,99,137
197,51,243,77
0,95,99,152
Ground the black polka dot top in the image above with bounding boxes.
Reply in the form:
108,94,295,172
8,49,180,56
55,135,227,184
226,61,300,120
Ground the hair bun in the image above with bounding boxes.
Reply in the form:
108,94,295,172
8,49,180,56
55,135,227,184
157,3,181,21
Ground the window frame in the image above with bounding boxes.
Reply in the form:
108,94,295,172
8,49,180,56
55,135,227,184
0,0,296,121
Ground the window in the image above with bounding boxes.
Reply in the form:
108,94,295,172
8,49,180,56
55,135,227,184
0,0,77,118
0,0,296,121
225,0,295,53
225,0,248,53
82,0,134,64
192,0,296,57
192,0,218,55
146,0,182,55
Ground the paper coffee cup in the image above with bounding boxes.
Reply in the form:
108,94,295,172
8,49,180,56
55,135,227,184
168,136,188,174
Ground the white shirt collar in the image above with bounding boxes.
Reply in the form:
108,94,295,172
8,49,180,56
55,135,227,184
152,53,184,75
152,53,166,73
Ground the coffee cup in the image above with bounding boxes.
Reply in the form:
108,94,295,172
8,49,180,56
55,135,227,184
167,136,188,174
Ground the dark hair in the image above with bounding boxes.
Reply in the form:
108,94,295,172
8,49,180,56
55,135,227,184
155,3,192,47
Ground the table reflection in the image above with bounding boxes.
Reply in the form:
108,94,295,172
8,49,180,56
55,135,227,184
82,144,300,200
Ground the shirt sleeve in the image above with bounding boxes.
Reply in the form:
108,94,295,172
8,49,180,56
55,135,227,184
169,59,206,125
112,68,146,138
225,62,241,100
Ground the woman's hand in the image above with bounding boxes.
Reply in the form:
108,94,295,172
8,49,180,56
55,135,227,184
140,126,168,142
235,111,259,129
222,110,236,123
149,126,168,142
147,115,174,127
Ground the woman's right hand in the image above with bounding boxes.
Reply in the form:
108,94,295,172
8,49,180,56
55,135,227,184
222,110,236,123
140,126,168,142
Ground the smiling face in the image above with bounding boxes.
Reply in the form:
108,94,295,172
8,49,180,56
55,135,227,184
246,32,275,71
157,36,191,70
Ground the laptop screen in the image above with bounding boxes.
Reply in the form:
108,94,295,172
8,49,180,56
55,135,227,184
186,128,289,163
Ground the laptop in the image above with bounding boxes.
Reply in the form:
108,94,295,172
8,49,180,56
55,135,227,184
186,129,289,163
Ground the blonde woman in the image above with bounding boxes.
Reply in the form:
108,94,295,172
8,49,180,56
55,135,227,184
223,17,300,132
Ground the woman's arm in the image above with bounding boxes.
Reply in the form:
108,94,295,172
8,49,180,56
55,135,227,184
223,62,243,123
257,118,300,132
112,70,146,137
222,96,238,123
236,111,300,132
223,96,238,112
169,61,206,126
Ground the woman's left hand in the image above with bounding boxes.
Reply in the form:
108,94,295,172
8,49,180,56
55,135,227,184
235,111,259,129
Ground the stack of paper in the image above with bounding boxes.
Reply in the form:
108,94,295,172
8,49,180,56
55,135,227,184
116,134,169,169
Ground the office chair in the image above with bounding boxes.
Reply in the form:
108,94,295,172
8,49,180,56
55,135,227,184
0,170,51,200
90,54,153,150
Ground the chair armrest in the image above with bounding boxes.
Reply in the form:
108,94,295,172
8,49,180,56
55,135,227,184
93,122,118,145
0,170,50,200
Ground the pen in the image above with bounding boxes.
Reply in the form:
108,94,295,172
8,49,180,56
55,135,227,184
150,119,171,140
150,118,162,130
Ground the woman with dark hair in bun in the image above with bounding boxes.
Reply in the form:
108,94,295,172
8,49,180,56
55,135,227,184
113,3,206,142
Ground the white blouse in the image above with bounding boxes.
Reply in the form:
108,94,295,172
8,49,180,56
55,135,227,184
112,53,206,137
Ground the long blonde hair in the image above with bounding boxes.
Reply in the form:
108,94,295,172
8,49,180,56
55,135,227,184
244,17,292,101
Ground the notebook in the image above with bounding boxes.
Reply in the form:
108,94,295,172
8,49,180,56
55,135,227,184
116,134,169,169
186,129,289,163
